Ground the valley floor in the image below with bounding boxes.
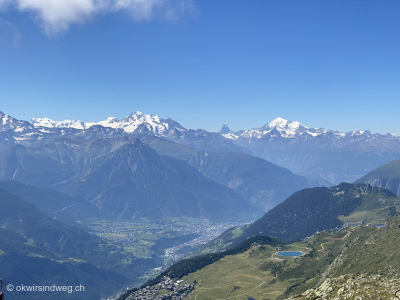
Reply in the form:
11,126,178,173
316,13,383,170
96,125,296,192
84,217,251,281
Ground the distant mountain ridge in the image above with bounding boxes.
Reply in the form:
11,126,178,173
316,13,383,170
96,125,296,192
4,110,400,183
31,111,185,134
219,117,384,140
3,111,397,143
355,159,400,196
1,111,247,154
219,117,400,183
29,111,246,154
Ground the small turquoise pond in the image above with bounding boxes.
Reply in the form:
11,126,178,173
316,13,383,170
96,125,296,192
277,251,303,257
375,224,386,228
248,298,255,300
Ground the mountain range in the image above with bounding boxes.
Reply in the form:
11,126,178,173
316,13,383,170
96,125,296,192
0,111,332,213
3,111,400,185
220,118,400,184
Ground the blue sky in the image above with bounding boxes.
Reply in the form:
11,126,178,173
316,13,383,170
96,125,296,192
0,0,399,133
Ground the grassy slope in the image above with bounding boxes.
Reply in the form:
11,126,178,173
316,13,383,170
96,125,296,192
182,232,349,300
176,215,400,300
337,191,399,224
183,243,307,300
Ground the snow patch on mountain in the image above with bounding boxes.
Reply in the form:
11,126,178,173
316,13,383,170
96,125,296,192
116,111,165,133
31,117,89,130
0,111,33,132
1,114,10,125
95,117,120,129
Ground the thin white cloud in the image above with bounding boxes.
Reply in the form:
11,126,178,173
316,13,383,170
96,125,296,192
0,0,195,35
17,0,98,34
112,0,195,21
113,0,161,21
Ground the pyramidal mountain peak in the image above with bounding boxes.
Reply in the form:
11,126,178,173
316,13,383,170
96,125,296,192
218,123,232,134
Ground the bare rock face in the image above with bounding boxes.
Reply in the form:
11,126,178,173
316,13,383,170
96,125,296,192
286,274,400,300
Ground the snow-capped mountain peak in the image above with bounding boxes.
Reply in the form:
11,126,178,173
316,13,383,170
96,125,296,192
220,117,388,141
29,111,184,136
30,117,56,128
118,112,165,133
267,117,305,130
221,117,330,140
262,118,308,138
269,117,289,127
31,117,88,130
1,111,33,132
124,111,143,120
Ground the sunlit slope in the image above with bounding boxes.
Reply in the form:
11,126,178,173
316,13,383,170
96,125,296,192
180,215,400,300
286,215,400,299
